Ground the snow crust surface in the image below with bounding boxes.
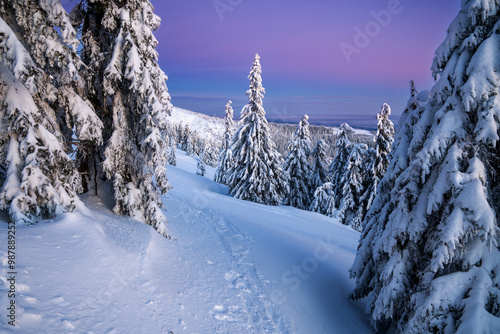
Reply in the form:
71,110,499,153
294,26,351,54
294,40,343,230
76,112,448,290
0,150,370,333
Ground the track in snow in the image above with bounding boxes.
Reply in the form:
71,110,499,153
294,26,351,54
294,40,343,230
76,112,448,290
170,195,292,333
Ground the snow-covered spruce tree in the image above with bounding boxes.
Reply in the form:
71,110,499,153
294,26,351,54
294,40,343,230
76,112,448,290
223,101,234,150
354,146,375,229
357,80,430,255
214,100,234,185
227,54,288,205
186,131,200,156
309,139,329,198
0,1,102,223
357,103,395,228
372,103,395,184
168,140,177,166
338,144,367,231
164,122,177,166
175,123,182,148
180,123,190,151
328,123,352,208
351,3,500,332
7,0,103,145
0,64,83,224
81,0,172,237
282,114,312,209
202,139,219,168
309,182,336,217
196,158,206,177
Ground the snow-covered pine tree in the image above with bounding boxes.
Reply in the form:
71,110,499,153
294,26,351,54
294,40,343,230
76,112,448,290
0,0,102,224
351,3,500,332
180,123,190,151
338,144,367,231
214,100,234,184
195,135,204,156
309,139,328,197
164,122,177,166
81,0,172,237
0,63,83,224
328,123,352,208
372,103,395,184
7,0,103,147
354,146,375,229
370,81,429,226
175,123,182,147
202,139,219,168
356,103,395,228
227,54,288,205
168,140,177,166
309,182,336,217
196,158,206,177
282,114,312,209
223,101,234,149
186,131,199,156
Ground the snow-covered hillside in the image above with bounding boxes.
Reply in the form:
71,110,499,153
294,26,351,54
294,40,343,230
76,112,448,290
170,106,373,139
170,107,226,139
0,150,371,333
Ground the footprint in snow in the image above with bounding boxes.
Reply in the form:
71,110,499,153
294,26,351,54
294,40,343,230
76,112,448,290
20,313,43,322
24,296,37,304
63,320,75,330
211,304,240,322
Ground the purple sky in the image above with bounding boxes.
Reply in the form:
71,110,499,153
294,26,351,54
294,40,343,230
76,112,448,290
151,0,460,125
64,0,461,126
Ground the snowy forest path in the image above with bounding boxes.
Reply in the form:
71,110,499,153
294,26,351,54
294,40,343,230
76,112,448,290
202,211,292,333
166,189,292,333
164,149,370,333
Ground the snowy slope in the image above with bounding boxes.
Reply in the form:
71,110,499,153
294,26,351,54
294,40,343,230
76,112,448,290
170,107,225,139
170,106,373,139
0,150,371,334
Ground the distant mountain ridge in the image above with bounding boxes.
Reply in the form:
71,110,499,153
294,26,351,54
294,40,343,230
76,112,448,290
169,106,375,158
170,106,374,138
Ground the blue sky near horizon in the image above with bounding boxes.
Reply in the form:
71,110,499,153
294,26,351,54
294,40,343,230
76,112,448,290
63,0,461,126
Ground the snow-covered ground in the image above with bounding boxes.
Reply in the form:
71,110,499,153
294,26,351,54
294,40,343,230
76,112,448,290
0,150,371,333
